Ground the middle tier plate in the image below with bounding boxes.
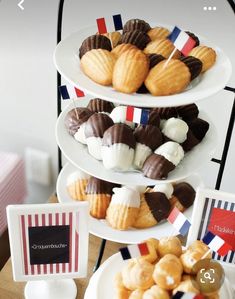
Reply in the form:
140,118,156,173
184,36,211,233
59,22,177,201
56,98,217,185
57,162,203,243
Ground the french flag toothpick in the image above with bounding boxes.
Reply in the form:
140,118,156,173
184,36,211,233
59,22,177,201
126,106,150,125
167,207,191,236
172,291,204,299
202,231,232,257
168,26,196,56
96,14,123,34
58,85,85,100
120,243,149,260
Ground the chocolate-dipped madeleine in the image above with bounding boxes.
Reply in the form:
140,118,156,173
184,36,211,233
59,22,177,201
123,19,151,34
86,177,116,219
187,118,209,141
171,182,196,212
155,141,184,167
161,118,189,144
79,34,112,58
133,125,163,169
101,123,136,171
176,104,199,122
152,107,178,120
120,30,151,50
87,98,114,113
64,108,94,139
85,113,114,160
182,129,200,152
185,31,200,47
180,56,203,81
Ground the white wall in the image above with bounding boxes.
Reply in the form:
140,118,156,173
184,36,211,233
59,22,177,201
0,0,234,201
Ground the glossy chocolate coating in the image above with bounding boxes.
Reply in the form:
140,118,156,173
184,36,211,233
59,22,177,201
187,118,209,141
185,31,200,47
64,108,93,136
134,125,162,150
86,177,116,194
84,113,114,138
123,19,151,34
151,107,177,120
120,30,151,50
182,129,200,152
180,56,203,81
102,123,136,149
145,191,171,222
87,98,114,113
142,153,175,179
176,103,199,121
79,34,112,58
173,182,196,208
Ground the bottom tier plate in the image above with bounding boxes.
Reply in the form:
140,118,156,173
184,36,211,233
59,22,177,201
57,163,203,244
84,253,234,299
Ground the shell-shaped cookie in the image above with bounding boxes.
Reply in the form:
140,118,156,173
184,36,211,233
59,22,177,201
113,48,149,93
145,59,190,96
79,34,112,58
180,56,203,80
87,98,114,113
123,18,151,34
189,46,216,72
120,30,151,50
147,27,170,40
102,31,121,48
81,49,116,85
144,38,180,58
112,44,138,58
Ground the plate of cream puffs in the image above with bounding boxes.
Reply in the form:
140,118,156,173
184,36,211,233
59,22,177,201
57,162,203,243
84,237,234,299
56,98,217,185
54,18,232,108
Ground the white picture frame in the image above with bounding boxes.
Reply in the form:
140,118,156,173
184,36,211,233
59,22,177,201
7,202,89,281
187,188,235,266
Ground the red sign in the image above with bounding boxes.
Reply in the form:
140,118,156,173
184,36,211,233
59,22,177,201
208,208,235,251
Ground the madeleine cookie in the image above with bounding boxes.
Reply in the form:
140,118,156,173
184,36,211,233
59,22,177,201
102,31,121,48
113,48,149,93
189,46,216,72
153,254,183,290
112,44,138,58
66,170,90,201
81,49,116,85
122,259,154,291
145,59,190,96
147,27,170,40
144,38,180,58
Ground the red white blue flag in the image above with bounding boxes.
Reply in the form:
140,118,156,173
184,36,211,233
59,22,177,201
59,85,85,100
168,26,196,56
96,14,123,34
126,106,150,125
120,243,149,260
172,291,204,299
202,231,232,257
167,207,191,236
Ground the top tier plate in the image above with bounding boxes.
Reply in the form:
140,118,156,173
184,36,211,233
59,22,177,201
54,24,232,108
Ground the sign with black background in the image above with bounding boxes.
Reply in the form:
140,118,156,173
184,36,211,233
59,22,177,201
28,225,70,265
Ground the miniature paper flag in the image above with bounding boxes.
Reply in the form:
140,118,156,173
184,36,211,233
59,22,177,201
96,14,123,34
120,243,149,260
202,231,232,256
167,207,191,236
58,85,85,100
168,26,196,56
126,106,150,125
172,291,204,299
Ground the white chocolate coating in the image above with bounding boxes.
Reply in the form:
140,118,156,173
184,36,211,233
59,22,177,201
133,143,152,170
66,170,90,186
162,118,189,143
74,123,87,144
153,183,173,199
155,141,184,166
110,106,135,128
110,186,140,208
101,143,134,171
86,136,102,160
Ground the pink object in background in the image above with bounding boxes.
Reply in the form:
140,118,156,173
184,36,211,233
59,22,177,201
0,152,27,235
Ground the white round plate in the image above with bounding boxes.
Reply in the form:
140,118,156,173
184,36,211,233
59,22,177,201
54,25,232,108
57,162,203,243
56,99,217,185
84,253,234,299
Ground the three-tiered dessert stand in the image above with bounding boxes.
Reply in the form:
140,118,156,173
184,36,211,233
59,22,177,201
54,0,235,296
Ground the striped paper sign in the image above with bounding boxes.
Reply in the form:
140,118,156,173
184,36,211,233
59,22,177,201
20,212,79,276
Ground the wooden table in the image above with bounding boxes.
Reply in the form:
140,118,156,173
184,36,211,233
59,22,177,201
0,196,124,299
